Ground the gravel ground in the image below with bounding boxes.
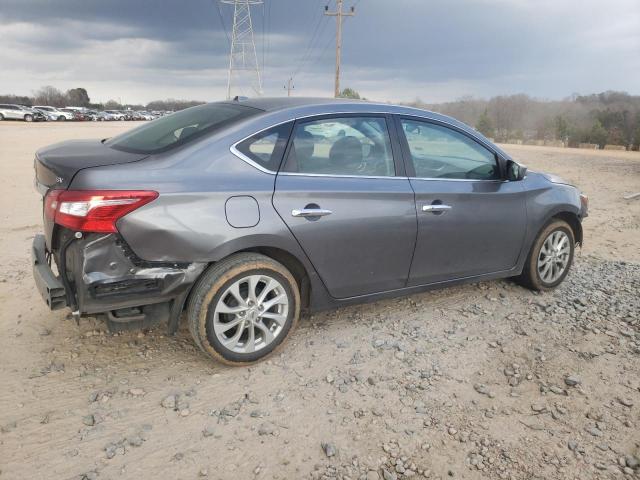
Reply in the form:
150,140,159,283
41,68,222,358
0,123,638,480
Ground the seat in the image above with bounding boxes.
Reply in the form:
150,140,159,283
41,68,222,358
328,136,363,174
290,130,316,172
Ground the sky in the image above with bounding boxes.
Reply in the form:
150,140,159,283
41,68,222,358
0,0,639,104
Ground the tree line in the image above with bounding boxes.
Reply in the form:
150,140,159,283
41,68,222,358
3,85,638,150
408,91,640,150
0,86,205,112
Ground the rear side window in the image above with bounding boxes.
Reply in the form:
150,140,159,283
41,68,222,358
235,122,293,172
282,116,395,177
106,103,261,154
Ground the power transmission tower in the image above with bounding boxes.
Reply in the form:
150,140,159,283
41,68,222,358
222,0,263,99
284,77,294,96
324,0,355,98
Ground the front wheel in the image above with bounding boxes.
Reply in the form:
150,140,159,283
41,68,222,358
187,253,300,365
517,219,575,290
24,114,33,122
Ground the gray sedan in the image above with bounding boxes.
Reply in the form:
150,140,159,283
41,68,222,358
32,98,588,364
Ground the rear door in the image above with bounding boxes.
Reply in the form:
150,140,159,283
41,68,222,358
396,116,527,286
273,114,417,299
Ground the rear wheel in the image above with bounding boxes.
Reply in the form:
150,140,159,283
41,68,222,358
58,116,66,121
517,219,574,290
24,114,33,122
0,113,4,121
187,253,300,365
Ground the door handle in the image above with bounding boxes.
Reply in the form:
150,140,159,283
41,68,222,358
422,204,452,213
291,208,333,218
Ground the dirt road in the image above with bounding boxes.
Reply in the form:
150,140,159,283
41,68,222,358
0,122,638,480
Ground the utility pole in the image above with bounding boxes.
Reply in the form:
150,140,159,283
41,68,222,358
325,0,355,98
284,77,294,96
222,0,263,99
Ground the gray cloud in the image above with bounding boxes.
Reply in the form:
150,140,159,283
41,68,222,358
0,0,638,103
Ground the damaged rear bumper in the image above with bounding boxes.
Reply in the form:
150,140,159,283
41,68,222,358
32,232,206,332
32,234,67,310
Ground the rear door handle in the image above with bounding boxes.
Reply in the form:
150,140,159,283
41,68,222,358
291,208,333,218
422,204,452,213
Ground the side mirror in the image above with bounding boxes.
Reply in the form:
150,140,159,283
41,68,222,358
507,160,527,181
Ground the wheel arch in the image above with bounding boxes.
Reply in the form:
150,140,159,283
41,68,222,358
550,211,583,246
180,244,313,330
236,246,312,311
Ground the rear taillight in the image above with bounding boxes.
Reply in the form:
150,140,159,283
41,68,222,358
44,189,158,233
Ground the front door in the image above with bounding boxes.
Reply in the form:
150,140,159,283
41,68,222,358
396,117,527,286
273,115,417,298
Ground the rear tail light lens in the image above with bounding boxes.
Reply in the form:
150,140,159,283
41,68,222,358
44,189,158,233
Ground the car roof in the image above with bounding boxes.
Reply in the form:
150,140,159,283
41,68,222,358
226,96,361,112
223,96,466,127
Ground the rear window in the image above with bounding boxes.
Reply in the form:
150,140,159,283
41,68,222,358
106,103,261,154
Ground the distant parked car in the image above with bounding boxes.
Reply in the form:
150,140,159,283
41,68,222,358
0,104,46,122
136,111,156,121
23,106,47,122
58,108,81,121
104,110,126,121
33,106,74,121
84,110,109,121
33,108,59,121
82,110,98,121
98,111,118,121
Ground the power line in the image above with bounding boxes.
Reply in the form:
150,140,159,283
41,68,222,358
291,3,332,80
213,0,231,48
284,77,294,96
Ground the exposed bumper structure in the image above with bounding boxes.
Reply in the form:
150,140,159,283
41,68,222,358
31,233,206,333
32,234,67,310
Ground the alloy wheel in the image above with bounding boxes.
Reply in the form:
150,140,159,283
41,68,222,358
212,274,289,354
537,230,570,284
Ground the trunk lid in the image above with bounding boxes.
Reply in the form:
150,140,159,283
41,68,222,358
35,139,148,190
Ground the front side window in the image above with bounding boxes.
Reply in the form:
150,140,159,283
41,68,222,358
235,122,293,172
401,119,500,180
283,116,395,177
106,103,261,154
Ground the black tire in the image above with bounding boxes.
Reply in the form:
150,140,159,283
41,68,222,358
187,253,300,365
0,113,4,121
517,219,575,290
24,114,33,122
58,116,66,121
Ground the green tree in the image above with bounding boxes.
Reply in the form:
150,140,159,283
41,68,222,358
606,127,625,146
66,88,90,107
632,124,640,151
475,110,494,138
337,87,361,99
104,99,123,110
555,115,570,140
589,120,608,148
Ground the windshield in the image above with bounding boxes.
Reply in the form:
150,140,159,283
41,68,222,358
105,103,261,154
